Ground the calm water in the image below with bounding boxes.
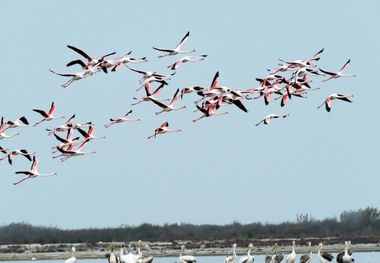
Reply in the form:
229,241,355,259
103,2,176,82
2,253,380,263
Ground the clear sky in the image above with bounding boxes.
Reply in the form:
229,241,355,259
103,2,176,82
0,0,379,229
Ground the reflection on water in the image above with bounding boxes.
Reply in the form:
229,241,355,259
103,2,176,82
1,252,379,263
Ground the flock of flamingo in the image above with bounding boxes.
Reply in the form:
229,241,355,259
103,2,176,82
1,31,356,185
64,240,355,263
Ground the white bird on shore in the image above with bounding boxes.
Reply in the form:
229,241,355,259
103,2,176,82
286,241,296,263
316,243,333,263
299,242,312,263
179,245,196,263
225,244,237,263
239,243,254,263
64,247,76,263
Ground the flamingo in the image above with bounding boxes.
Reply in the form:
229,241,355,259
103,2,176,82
45,114,76,135
316,243,333,263
193,97,228,123
53,140,95,162
104,110,141,128
49,65,99,88
179,245,196,263
286,241,296,263
167,55,207,70
51,129,81,154
220,94,248,113
148,88,186,115
153,31,195,58
316,94,353,112
132,83,169,106
0,117,19,140
5,116,30,130
64,246,77,263
67,44,116,67
66,120,92,130
0,148,34,165
299,242,312,263
127,65,175,84
279,48,324,67
77,125,106,142
109,53,148,72
255,114,289,126
180,86,205,99
138,76,170,91
33,102,65,126
319,59,356,82
147,121,181,139
13,156,57,185
225,244,237,263
239,243,254,263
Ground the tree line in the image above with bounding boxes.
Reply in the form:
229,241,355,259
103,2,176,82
1,207,379,245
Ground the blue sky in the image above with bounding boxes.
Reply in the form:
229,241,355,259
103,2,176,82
0,0,379,229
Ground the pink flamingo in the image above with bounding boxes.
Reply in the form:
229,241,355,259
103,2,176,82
104,110,141,128
148,89,186,115
255,114,289,126
14,156,57,185
0,148,35,165
5,116,30,130
319,59,356,82
147,121,182,139
67,45,116,67
77,125,106,142
45,114,76,135
33,102,65,126
132,83,169,106
193,97,228,123
167,55,207,70
317,94,353,112
53,141,95,162
51,129,81,154
153,31,195,58
279,48,324,67
0,117,19,140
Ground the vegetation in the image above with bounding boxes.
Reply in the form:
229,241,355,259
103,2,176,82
1,207,380,245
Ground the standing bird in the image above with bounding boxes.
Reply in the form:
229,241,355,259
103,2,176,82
147,121,181,139
104,110,141,128
13,156,58,185
319,59,356,82
179,245,196,263
255,114,289,126
239,243,254,263
336,242,354,263
225,244,237,263
286,241,296,263
316,94,353,112
64,246,77,263
299,242,312,263
33,102,65,126
316,243,333,263
167,55,207,70
5,116,30,130
271,244,284,263
0,117,19,140
153,31,196,58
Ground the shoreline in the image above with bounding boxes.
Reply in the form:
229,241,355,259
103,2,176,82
1,241,380,261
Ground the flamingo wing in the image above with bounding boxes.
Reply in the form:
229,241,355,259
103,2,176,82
175,31,190,50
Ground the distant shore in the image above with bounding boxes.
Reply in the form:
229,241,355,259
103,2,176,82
1,241,379,261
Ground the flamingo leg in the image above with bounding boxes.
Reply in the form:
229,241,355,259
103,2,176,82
13,176,31,186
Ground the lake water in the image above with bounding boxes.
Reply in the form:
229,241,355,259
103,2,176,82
1,253,380,263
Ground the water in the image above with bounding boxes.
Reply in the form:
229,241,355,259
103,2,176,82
1,253,380,263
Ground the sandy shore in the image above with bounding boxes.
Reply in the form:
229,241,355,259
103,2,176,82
0,241,379,261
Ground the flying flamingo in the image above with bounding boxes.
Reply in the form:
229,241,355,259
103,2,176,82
148,89,186,115
77,125,106,142
319,59,356,82
127,66,175,84
49,64,99,88
132,83,169,106
153,31,195,58
0,148,35,165
67,45,116,67
0,117,19,140
51,129,81,154
279,48,324,67
255,114,289,126
104,110,141,128
110,53,148,72
33,102,65,126
180,86,205,99
193,97,228,123
13,156,57,185
46,114,76,135
53,140,95,162
317,94,353,112
5,116,30,130
147,121,181,139
167,55,207,70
